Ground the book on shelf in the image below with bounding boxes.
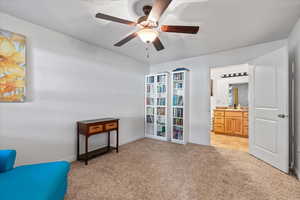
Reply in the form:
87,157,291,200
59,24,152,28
146,97,154,105
147,76,155,83
157,84,166,93
157,107,166,115
173,126,183,140
157,125,166,132
146,115,154,123
174,82,183,89
157,98,166,106
146,84,154,93
173,108,183,118
146,107,154,115
157,75,166,83
173,95,183,106
173,73,184,81
156,116,165,124
173,118,183,126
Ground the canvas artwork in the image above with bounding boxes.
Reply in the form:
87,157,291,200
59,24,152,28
0,29,26,102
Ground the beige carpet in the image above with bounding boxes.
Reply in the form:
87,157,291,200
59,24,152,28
66,138,300,200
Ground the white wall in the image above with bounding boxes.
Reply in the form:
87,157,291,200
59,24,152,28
288,17,300,177
150,40,286,145
0,12,149,165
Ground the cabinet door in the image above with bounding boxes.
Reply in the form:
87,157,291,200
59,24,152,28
225,117,243,135
232,117,243,136
243,126,248,137
225,118,233,134
243,117,249,137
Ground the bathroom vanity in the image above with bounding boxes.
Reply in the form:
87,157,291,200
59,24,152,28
213,108,248,138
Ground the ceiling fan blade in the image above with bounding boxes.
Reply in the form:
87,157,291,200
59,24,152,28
114,32,138,47
95,13,136,26
161,25,199,34
147,0,173,22
153,37,165,51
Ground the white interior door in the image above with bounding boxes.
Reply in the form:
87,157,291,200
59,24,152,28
249,47,289,173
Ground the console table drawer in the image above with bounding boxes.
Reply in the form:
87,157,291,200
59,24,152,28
77,118,120,165
105,122,117,130
89,125,104,134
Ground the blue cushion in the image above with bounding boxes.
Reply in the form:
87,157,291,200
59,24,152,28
0,161,70,200
0,150,16,173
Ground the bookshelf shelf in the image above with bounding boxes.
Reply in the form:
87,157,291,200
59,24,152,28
145,73,169,141
171,70,189,144
173,80,184,83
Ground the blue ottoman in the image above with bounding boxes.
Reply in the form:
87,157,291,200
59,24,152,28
0,150,70,200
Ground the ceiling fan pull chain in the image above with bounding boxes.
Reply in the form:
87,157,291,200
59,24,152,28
146,47,150,58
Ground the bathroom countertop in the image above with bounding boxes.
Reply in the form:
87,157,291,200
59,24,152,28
215,108,248,112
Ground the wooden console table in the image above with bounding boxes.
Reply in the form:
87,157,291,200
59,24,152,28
77,118,119,165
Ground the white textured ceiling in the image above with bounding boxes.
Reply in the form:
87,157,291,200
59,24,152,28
1,0,300,64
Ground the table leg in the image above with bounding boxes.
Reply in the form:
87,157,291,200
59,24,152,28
85,135,88,165
77,123,80,161
116,125,119,153
108,131,110,151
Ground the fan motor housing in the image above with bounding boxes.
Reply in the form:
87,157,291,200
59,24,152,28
143,5,152,15
137,5,159,28
128,0,153,18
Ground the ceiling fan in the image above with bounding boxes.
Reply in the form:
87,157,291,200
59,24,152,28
95,0,199,51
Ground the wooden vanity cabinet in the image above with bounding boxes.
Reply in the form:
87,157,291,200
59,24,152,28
214,110,225,133
224,111,243,136
213,109,248,138
242,112,248,137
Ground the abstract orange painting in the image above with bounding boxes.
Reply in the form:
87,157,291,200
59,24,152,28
0,29,25,102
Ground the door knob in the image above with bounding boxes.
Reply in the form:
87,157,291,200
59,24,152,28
278,114,288,118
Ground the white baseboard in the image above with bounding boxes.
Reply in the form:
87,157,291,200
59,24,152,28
120,135,145,146
294,151,300,181
63,135,145,163
295,167,300,180
60,155,77,163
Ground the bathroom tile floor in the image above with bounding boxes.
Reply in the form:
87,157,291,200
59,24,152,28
211,132,248,152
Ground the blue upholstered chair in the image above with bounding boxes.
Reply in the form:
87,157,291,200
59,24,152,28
0,150,70,200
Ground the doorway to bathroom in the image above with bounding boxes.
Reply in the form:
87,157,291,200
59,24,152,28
210,64,249,152
209,47,289,173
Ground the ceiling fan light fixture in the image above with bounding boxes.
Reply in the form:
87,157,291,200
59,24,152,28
137,28,158,43
95,0,199,51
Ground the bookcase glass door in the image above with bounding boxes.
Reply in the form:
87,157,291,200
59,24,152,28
145,73,168,141
146,75,155,136
172,72,185,142
156,74,167,138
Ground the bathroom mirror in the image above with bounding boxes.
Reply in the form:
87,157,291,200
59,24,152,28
228,83,249,107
